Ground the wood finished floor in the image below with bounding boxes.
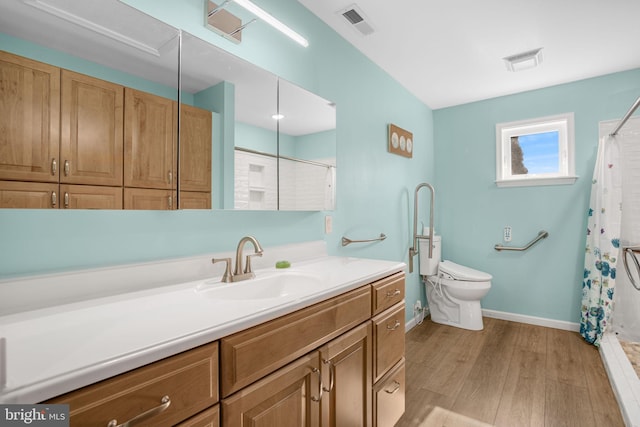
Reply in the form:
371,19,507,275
396,317,625,427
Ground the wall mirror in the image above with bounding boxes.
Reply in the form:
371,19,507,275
0,0,336,211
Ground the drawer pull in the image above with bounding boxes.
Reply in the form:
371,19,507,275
385,380,401,394
310,368,323,402
107,395,171,427
386,320,401,331
322,359,335,392
386,289,401,298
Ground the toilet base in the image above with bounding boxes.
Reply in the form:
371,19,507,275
429,300,484,331
426,285,485,331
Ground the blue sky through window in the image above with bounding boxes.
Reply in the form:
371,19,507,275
518,131,559,174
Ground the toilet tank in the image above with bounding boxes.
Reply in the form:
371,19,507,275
419,235,441,276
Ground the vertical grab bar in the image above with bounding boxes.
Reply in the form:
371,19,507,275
409,183,435,273
623,247,640,291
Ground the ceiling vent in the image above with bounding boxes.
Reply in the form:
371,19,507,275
339,4,374,36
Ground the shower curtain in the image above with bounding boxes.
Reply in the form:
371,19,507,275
580,135,622,346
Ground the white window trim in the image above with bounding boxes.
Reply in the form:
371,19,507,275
495,112,578,188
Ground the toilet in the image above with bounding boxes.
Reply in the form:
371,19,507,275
419,236,492,330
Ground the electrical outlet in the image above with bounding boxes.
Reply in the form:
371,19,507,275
504,226,512,242
414,300,422,312
324,215,332,234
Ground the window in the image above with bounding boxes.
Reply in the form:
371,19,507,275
495,113,577,187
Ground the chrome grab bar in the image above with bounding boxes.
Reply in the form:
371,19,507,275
494,230,549,252
409,183,435,273
623,246,640,291
341,233,386,246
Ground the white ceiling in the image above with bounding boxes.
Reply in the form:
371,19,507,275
297,0,640,109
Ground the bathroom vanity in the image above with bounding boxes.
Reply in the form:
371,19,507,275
0,242,406,426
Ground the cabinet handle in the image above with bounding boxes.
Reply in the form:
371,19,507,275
168,170,173,184
385,380,401,394
64,160,70,176
106,395,170,427
310,368,323,402
51,158,57,175
322,359,335,392
386,289,401,298
51,191,57,208
386,319,401,331
168,195,173,209
64,192,69,209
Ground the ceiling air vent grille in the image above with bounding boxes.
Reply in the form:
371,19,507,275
339,4,374,36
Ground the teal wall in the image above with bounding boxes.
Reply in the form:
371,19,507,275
4,0,635,325
434,69,640,323
0,0,433,323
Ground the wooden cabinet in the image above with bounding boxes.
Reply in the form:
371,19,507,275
60,70,123,186
320,322,372,427
220,286,371,397
0,51,60,183
60,185,122,209
181,104,212,193
222,352,321,427
124,88,176,190
44,272,405,427
373,359,405,427
0,181,58,208
47,342,219,427
1,51,214,209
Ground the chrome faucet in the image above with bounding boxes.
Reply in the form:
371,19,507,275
212,236,264,283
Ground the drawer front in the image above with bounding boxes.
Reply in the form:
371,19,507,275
372,303,405,382
371,272,405,315
47,342,218,427
373,359,405,427
221,286,371,397
176,404,219,427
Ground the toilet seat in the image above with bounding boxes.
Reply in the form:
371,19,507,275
439,260,492,282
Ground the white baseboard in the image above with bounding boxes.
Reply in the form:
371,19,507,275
482,309,580,332
405,308,580,333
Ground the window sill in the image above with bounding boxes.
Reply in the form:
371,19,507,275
495,176,579,188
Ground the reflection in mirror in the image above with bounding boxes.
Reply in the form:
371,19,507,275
180,31,278,210
278,79,336,211
0,0,180,210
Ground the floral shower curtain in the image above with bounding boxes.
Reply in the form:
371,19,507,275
580,136,623,346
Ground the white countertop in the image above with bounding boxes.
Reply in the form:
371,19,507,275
0,242,405,404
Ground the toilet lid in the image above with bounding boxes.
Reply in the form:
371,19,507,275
439,260,492,281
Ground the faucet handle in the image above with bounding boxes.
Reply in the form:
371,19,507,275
212,257,233,282
244,252,263,274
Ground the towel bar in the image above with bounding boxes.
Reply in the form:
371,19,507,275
494,230,548,252
342,233,386,247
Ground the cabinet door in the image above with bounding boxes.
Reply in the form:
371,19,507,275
320,322,372,427
180,191,211,209
180,104,212,192
60,184,122,209
222,352,321,427
373,359,405,427
0,180,58,208
124,88,175,189
60,70,123,186
0,51,60,183
124,188,174,210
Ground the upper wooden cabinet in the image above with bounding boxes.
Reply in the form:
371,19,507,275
60,70,123,186
124,88,176,190
181,103,212,193
0,51,60,183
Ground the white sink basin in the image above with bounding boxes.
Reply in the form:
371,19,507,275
198,270,324,300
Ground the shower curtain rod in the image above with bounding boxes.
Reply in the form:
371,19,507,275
610,96,640,136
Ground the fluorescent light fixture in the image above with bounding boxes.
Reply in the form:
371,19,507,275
503,48,543,72
233,0,309,47
272,114,285,120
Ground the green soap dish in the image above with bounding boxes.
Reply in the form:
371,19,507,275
275,260,291,269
